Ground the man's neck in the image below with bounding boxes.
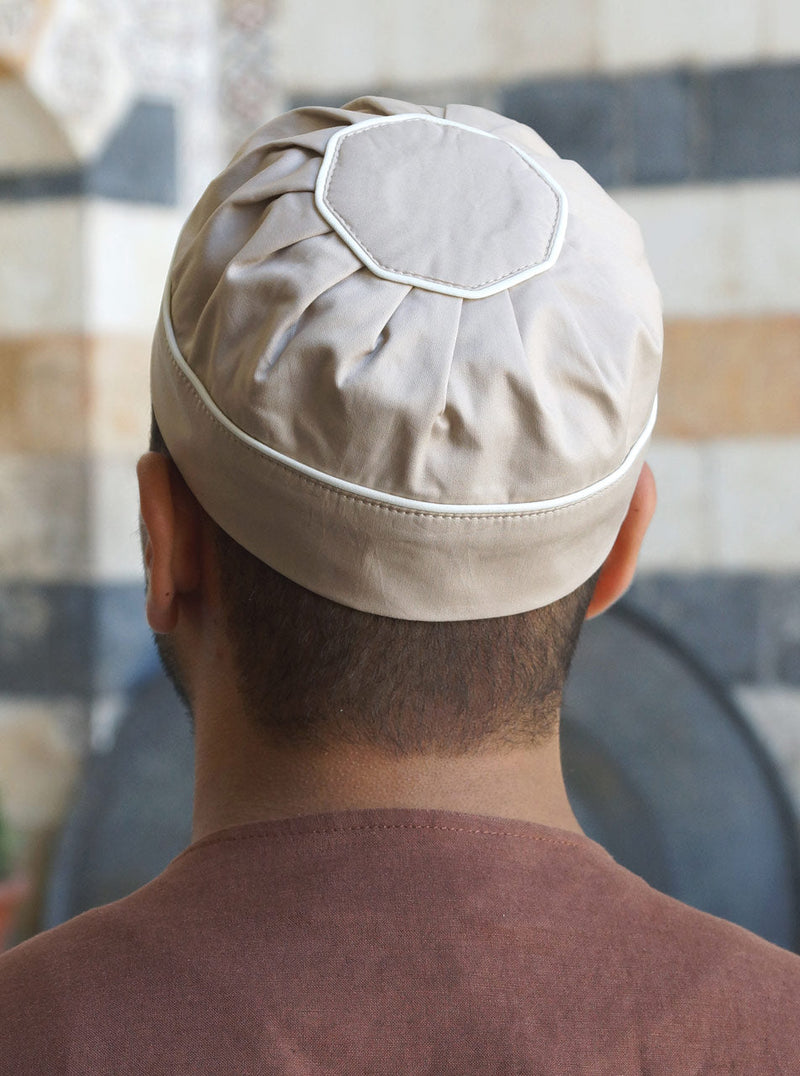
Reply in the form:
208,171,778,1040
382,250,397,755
191,714,583,841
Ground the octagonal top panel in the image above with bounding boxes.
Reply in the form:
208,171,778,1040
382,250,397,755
315,113,568,300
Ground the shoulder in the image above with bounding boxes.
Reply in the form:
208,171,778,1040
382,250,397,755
588,851,800,1032
0,876,174,1071
537,843,800,1068
0,892,143,1003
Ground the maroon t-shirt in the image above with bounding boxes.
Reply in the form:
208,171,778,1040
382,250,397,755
2,808,799,1073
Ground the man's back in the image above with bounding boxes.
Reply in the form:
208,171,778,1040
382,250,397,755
3,808,798,1074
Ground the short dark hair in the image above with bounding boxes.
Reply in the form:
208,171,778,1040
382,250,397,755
151,415,597,756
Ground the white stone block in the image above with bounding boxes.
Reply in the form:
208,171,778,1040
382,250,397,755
638,439,713,571
0,455,89,581
0,201,83,334
617,186,740,319
616,181,800,318
597,0,760,71
738,182,800,316
762,0,800,58
274,0,495,91
383,0,493,86
639,438,800,573
490,0,597,80
0,450,143,585
272,0,385,92
707,438,800,570
83,201,184,335
90,455,144,584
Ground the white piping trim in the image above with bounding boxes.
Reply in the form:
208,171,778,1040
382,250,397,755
314,113,568,300
161,291,657,517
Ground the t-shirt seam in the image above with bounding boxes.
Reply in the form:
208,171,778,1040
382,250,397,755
180,821,584,860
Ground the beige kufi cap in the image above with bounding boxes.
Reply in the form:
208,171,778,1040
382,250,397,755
152,97,662,620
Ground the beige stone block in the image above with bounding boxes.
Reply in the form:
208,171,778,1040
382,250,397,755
490,0,597,80
0,76,75,168
87,335,151,455
90,455,144,583
0,334,153,455
637,438,713,571
0,454,89,580
735,686,800,811
597,0,760,71
616,181,800,318
83,201,184,334
0,335,87,453
0,201,83,334
707,438,800,570
0,698,83,833
762,0,800,58
660,317,800,438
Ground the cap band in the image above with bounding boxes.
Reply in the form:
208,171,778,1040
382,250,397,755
160,282,656,516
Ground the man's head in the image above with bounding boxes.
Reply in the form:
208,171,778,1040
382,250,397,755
140,96,661,756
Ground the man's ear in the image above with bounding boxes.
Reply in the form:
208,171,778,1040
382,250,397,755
137,453,204,634
585,462,657,620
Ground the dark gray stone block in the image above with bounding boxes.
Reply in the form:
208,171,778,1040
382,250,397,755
0,100,177,205
758,579,800,685
778,644,800,685
91,584,154,695
705,63,800,179
0,584,93,696
0,170,83,201
626,574,763,684
625,70,695,185
0,582,153,698
86,99,178,204
501,76,623,187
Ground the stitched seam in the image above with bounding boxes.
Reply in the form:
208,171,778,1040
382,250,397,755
167,350,634,522
323,119,560,289
180,821,582,860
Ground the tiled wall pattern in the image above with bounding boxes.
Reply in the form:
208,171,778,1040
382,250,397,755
1,0,799,929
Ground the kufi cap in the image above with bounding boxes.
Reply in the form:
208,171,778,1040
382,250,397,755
152,97,662,620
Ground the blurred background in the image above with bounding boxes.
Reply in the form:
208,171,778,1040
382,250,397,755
1,0,799,946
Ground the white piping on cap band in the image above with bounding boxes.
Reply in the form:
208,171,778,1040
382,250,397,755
160,285,658,517
314,113,569,300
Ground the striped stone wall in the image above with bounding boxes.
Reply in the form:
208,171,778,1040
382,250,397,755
0,0,221,926
1,0,799,927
